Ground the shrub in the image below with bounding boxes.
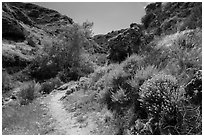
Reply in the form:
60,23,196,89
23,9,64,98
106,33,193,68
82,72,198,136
120,54,145,75
176,104,202,135
139,73,185,134
33,82,42,97
40,82,55,94
140,73,180,116
29,24,95,82
98,64,131,110
90,64,121,90
82,21,94,38
90,66,107,87
2,70,14,93
97,63,140,134
184,70,202,106
96,61,162,133
19,81,41,105
93,75,107,92
128,65,159,90
155,29,202,85
57,68,80,82
93,26,201,135
29,50,60,80
128,119,154,135
78,52,95,76
78,76,90,91
40,77,63,94
126,29,202,135
144,29,202,76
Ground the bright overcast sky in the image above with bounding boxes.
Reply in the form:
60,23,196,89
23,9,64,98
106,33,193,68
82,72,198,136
33,2,147,35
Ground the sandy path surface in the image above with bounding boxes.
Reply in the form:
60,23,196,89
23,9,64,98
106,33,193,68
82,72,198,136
45,89,96,135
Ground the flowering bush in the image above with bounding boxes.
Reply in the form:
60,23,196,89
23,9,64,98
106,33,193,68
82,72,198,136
140,73,179,116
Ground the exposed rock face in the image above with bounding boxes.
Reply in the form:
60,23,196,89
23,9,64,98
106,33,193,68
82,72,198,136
93,29,126,53
107,26,142,63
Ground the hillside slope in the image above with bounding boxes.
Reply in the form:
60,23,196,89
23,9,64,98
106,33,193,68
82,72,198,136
94,2,202,63
2,2,73,73
2,2,101,74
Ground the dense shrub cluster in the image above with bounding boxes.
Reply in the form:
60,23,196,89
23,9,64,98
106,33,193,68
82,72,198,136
29,23,95,82
40,77,63,94
139,74,183,134
18,81,41,105
87,27,202,135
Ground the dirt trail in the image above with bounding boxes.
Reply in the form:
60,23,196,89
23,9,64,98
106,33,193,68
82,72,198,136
45,89,96,135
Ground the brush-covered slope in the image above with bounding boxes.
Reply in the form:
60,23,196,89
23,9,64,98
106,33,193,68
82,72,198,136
2,2,101,74
2,2,73,72
93,2,202,63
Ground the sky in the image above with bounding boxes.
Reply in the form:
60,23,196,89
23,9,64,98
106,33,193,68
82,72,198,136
33,2,147,35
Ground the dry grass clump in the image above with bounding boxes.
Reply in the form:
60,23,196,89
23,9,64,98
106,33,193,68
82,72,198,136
18,81,41,105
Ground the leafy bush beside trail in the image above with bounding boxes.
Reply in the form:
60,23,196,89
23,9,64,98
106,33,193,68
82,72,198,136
29,24,95,82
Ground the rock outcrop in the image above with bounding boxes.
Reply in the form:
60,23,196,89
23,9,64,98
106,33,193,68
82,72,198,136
93,29,126,53
107,25,142,63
